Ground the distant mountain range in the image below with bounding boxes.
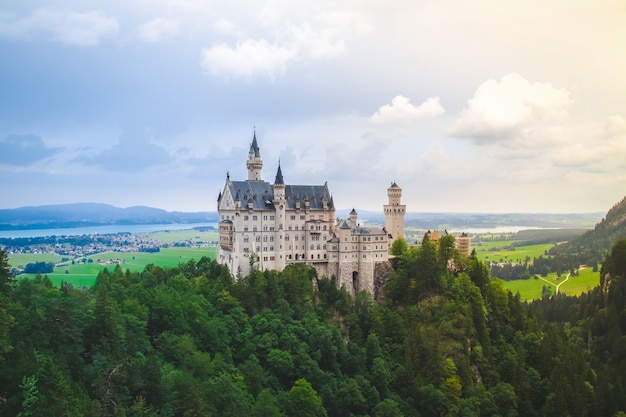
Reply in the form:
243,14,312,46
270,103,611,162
0,203,218,230
0,203,604,231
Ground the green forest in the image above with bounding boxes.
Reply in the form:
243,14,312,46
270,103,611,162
1,234,626,417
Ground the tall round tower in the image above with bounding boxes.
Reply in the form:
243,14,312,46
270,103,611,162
247,131,263,180
384,181,406,242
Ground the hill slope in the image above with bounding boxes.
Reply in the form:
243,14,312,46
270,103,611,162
550,195,626,260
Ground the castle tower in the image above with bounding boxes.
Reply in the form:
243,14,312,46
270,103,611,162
247,131,263,180
273,163,287,270
349,208,358,228
384,181,406,243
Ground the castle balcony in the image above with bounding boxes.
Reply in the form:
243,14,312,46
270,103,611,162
219,220,234,251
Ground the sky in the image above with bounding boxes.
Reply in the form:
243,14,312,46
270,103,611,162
0,0,625,214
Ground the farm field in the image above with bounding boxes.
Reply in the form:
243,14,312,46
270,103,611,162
13,247,217,287
473,240,553,263
500,267,600,301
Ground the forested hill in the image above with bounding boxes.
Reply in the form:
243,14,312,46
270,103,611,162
3,236,626,416
0,203,217,230
550,195,626,261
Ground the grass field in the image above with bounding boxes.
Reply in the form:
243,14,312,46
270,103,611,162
473,241,553,263
559,267,600,296
501,267,600,301
12,247,217,288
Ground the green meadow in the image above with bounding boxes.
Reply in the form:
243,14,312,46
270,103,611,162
473,240,553,263
474,238,600,300
11,247,217,288
500,267,600,301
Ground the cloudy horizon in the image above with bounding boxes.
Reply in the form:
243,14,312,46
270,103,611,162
1,0,624,214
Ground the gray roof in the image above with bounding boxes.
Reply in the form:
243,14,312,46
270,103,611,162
339,220,351,229
352,227,386,235
274,164,284,185
227,180,334,211
249,133,261,157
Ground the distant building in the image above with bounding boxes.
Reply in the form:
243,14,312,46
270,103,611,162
216,132,405,296
456,232,472,256
424,229,472,257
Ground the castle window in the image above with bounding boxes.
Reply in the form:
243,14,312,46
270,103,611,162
256,236,261,242
243,248,249,253
244,236,249,243
310,244,314,250
270,236,274,242
263,226,268,231
300,215,305,220
270,246,274,251
316,244,320,250
253,226,257,232
264,256,268,261
270,216,275,220
311,255,314,259
244,226,248,231
285,234,290,241
270,256,275,261
290,215,296,220
295,226,299,230
244,215,249,221
253,215,258,221
323,225,327,230
295,235,299,241
288,226,292,230
263,215,268,220
256,246,261,251
263,236,268,242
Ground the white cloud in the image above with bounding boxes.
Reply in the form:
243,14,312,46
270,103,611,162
214,18,236,34
0,9,119,46
370,96,445,124
136,17,179,42
449,73,572,143
200,7,368,79
553,115,626,174
201,39,296,79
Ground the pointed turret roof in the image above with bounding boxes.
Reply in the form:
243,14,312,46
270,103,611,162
274,162,284,185
340,220,351,229
249,131,261,157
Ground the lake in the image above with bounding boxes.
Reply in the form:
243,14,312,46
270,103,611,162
0,223,218,239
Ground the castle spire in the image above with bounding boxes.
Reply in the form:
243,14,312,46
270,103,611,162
249,129,261,158
274,160,284,185
247,130,263,180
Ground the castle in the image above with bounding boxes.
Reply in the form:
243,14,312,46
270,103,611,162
217,133,406,296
